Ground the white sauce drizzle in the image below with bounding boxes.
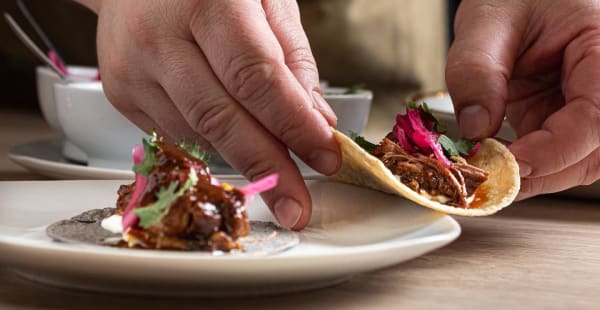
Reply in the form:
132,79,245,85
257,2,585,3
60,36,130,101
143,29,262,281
101,214,123,234
101,214,147,247
419,190,451,203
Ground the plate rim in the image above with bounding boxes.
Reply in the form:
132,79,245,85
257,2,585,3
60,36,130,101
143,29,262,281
8,138,323,180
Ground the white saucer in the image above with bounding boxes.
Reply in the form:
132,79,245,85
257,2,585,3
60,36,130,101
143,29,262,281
0,179,460,297
8,139,321,180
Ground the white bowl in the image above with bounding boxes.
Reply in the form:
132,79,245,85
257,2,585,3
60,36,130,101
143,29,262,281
37,66,99,163
54,82,145,170
409,90,517,141
324,87,373,136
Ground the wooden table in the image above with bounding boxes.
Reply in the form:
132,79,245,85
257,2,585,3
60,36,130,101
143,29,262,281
1,109,599,309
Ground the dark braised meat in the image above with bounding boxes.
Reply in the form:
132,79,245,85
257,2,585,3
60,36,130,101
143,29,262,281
371,137,488,208
116,141,249,251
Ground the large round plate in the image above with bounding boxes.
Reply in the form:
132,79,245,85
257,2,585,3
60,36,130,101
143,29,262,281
0,180,460,297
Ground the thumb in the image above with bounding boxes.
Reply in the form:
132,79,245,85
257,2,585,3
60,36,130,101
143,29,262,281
446,1,525,139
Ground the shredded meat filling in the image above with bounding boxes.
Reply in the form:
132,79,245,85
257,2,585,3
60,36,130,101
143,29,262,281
115,141,249,251
370,137,488,208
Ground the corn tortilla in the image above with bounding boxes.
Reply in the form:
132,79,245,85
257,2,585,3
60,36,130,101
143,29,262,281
330,129,520,216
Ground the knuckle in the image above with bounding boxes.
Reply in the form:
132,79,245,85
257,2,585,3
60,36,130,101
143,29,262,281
185,98,235,145
238,151,280,182
285,46,318,75
519,177,546,197
446,48,510,83
519,178,534,195
125,9,165,54
578,28,600,59
276,105,310,144
225,55,280,102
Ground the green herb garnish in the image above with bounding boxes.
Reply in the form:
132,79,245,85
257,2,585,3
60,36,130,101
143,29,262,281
438,135,478,157
132,136,160,176
176,140,210,162
350,131,378,152
344,83,365,94
454,138,477,155
134,168,199,228
438,134,460,157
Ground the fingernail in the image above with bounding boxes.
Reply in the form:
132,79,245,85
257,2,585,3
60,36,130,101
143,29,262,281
308,148,340,175
458,105,490,139
517,161,532,178
273,197,303,229
312,90,337,126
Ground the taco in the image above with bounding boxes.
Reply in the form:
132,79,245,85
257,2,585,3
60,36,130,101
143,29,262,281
330,102,520,216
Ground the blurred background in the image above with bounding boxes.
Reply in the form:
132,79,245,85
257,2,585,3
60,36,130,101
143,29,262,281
0,0,460,135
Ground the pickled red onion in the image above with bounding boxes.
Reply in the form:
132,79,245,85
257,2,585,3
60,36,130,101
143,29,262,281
122,145,148,231
394,114,417,153
240,174,279,197
407,109,452,167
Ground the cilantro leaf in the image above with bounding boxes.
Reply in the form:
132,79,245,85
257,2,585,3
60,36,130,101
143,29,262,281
438,134,460,157
187,143,211,162
350,131,378,152
176,140,211,163
134,182,179,228
132,137,159,176
438,135,479,158
344,83,365,94
454,138,477,155
134,168,198,229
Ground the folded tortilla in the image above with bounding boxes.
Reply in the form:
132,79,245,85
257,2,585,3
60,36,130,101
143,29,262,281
330,129,520,216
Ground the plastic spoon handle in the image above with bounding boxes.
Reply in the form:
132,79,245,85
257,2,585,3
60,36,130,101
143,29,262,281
16,0,65,65
3,12,67,80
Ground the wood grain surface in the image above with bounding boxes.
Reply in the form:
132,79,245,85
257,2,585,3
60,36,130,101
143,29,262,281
1,110,599,310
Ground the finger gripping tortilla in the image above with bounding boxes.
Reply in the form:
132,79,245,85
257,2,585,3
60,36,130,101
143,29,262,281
330,129,520,216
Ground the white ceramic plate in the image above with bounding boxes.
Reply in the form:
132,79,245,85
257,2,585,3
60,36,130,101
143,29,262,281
0,180,460,297
8,139,321,180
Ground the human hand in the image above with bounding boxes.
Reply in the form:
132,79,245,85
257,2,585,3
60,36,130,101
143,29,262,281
76,0,340,229
446,0,600,200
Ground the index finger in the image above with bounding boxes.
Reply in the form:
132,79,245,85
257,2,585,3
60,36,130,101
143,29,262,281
190,0,340,176
154,39,313,230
